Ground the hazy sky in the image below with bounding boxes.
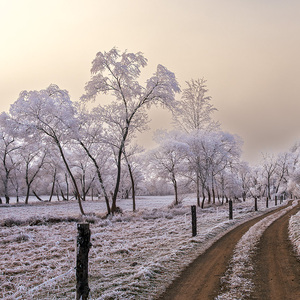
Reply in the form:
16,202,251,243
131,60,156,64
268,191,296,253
1,0,300,163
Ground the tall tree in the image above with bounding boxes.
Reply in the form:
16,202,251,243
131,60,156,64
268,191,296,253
81,48,180,213
173,79,219,204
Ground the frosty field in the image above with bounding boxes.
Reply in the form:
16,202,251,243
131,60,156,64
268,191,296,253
0,195,295,299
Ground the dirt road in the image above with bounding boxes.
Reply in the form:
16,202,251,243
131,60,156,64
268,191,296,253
157,201,300,300
252,203,300,300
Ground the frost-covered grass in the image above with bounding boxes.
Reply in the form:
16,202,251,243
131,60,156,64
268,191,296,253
0,195,286,299
216,200,298,300
289,207,300,258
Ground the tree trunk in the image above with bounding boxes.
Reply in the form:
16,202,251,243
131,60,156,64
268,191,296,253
60,189,67,201
56,187,60,201
201,182,206,208
25,185,30,204
33,190,44,201
201,193,206,209
211,176,216,204
4,172,10,204
207,188,211,204
127,161,136,211
212,187,216,204
111,146,123,213
172,177,178,205
79,141,110,215
196,174,200,207
49,170,56,202
242,192,246,202
56,141,85,215
65,173,69,201
225,195,229,203
112,127,129,214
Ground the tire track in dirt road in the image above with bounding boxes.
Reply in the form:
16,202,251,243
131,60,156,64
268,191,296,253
251,202,300,300
157,201,299,300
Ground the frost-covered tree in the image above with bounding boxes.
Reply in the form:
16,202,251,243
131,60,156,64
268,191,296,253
248,166,265,210
122,144,144,211
75,104,112,214
20,142,48,204
274,152,289,198
148,131,188,205
284,144,300,198
183,130,206,206
72,147,96,202
171,79,220,205
0,112,21,204
261,153,277,208
10,84,86,214
81,48,180,213
235,161,251,201
205,132,242,203
183,130,242,207
173,78,219,133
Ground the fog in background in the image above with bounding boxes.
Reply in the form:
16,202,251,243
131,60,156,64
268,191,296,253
1,0,300,163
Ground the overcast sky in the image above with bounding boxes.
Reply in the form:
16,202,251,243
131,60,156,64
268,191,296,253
1,0,300,163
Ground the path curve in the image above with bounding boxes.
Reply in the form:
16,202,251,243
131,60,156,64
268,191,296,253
251,202,300,300
157,201,297,300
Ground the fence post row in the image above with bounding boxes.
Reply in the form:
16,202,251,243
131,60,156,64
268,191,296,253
191,205,197,237
76,223,91,300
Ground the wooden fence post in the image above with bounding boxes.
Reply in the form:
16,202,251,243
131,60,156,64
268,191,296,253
191,205,197,237
229,199,233,220
76,223,91,300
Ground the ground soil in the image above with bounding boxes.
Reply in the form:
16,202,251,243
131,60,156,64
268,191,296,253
157,201,300,300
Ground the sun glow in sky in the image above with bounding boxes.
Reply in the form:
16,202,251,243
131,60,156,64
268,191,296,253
1,0,300,163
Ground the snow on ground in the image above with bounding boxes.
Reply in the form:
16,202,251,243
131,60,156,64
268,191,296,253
216,200,298,300
289,207,300,258
0,195,289,299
